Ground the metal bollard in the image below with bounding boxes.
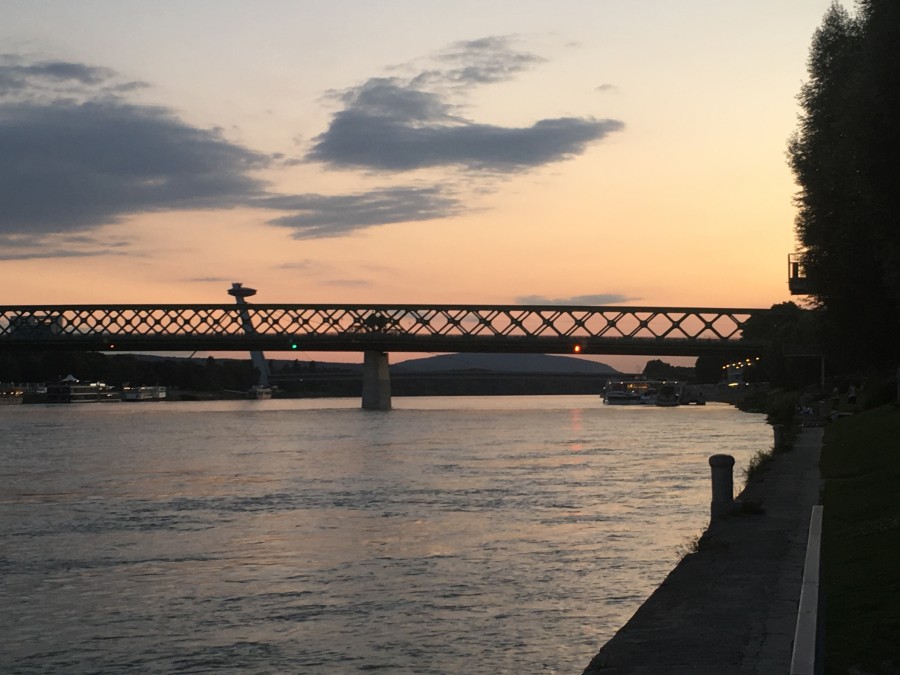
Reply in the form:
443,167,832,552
709,454,735,520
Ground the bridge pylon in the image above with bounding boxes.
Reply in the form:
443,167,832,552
227,282,271,391
362,351,391,410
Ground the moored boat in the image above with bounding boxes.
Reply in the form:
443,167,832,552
46,376,120,403
602,380,658,405
654,381,683,407
121,385,167,401
602,380,683,406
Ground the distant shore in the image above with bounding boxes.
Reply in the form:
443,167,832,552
13,377,757,404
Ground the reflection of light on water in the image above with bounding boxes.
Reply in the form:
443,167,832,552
0,396,770,675
569,407,584,452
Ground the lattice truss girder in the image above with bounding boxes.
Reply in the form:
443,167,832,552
0,305,758,342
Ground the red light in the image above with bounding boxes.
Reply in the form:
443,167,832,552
573,344,582,353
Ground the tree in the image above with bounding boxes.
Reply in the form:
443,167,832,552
741,302,824,388
788,1,900,369
642,359,694,381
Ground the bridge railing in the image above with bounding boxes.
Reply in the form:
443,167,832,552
0,304,768,356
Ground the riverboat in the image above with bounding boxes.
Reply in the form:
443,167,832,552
602,380,683,406
655,381,683,407
121,386,167,401
602,380,657,405
46,377,120,403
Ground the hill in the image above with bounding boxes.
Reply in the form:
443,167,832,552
393,353,619,374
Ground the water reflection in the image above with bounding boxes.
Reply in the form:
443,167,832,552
0,397,768,674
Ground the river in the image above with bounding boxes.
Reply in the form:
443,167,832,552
0,396,769,674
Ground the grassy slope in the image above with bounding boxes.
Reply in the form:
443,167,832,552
820,406,900,674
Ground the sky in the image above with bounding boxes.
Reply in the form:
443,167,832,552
1,1,847,369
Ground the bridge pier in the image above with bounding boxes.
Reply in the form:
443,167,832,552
362,351,391,410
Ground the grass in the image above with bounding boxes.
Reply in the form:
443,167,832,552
743,446,775,482
820,405,900,674
675,533,703,558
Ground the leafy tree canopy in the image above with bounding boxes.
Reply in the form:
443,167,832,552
788,0,900,368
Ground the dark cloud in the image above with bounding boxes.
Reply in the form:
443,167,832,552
0,100,270,234
0,232,131,260
0,248,100,261
421,36,545,86
261,186,461,238
0,58,108,92
307,36,623,172
516,293,637,305
0,55,269,240
0,54,146,100
336,78,455,123
0,40,624,252
0,55,464,247
308,94,622,171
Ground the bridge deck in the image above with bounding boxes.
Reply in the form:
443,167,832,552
0,304,769,356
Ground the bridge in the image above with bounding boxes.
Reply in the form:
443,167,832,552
0,303,769,409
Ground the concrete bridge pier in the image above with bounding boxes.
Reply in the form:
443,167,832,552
362,351,391,410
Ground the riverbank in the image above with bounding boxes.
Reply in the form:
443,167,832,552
582,425,823,674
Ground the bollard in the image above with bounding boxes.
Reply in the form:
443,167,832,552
709,454,735,520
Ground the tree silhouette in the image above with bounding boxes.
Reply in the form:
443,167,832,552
788,1,900,368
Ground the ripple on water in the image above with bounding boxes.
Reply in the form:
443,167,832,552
0,397,768,674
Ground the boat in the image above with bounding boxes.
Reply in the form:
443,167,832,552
602,380,683,406
679,388,706,405
121,385,167,401
655,381,683,407
46,376,120,403
602,380,659,405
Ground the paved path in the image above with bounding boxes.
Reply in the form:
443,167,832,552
582,426,823,674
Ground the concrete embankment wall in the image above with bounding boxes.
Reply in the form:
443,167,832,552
582,427,823,675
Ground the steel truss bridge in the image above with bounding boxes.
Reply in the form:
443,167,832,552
0,304,768,357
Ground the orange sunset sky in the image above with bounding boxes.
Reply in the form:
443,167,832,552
2,1,846,369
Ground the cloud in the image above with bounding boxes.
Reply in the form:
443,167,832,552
0,54,147,101
516,293,638,305
0,55,465,246
260,186,462,238
308,95,622,171
0,232,131,260
277,260,317,271
0,40,624,250
0,54,274,244
306,37,624,172
0,248,104,261
420,36,546,86
0,99,270,235
184,276,234,283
